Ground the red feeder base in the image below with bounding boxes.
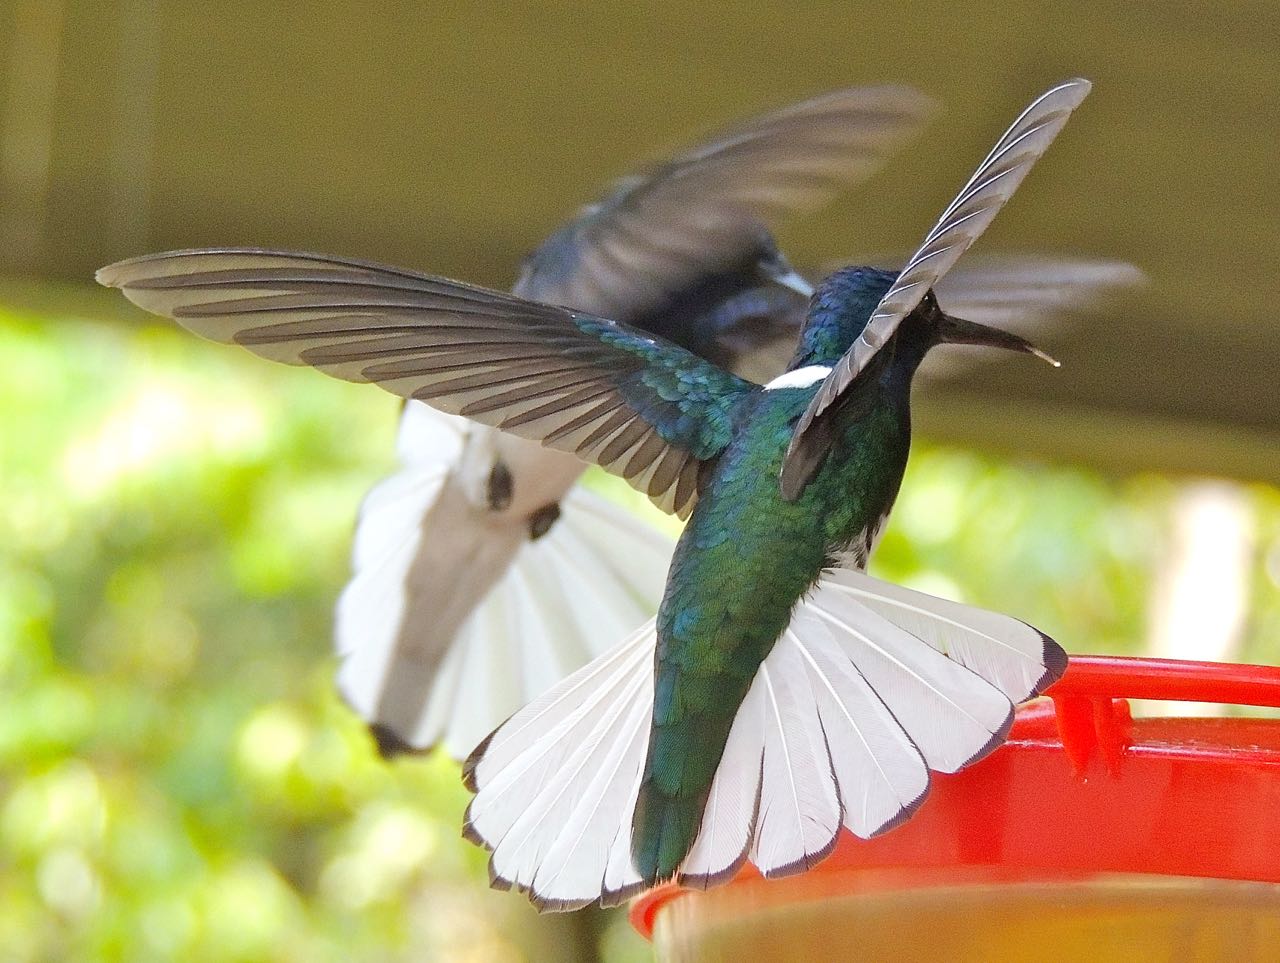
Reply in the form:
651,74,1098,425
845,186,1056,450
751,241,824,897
630,656,1280,961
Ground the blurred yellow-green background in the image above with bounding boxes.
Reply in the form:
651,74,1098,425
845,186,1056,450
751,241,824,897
2,1,1279,960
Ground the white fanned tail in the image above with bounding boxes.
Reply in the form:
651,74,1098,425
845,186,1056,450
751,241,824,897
336,402,674,760
463,567,1065,910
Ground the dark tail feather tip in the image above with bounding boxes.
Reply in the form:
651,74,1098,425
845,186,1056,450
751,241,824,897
369,723,421,759
461,729,498,792
1033,625,1070,694
460,807,485,847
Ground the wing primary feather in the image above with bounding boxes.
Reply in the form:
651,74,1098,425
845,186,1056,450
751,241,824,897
537,395,625,441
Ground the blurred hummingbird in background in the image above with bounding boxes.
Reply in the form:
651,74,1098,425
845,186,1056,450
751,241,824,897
99,79,1092,908
303,85,1136,762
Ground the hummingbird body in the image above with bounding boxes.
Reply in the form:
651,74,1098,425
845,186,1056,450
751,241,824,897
638,268,921,876
626,240,810,383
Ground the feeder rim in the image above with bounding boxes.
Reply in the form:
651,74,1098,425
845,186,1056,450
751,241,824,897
1048,654,1280,708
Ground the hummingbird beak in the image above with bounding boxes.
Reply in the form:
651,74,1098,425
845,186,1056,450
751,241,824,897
936,313,1061,368
771,267,815,298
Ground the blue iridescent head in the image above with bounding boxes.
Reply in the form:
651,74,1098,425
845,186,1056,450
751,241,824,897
790,267,896,368
790,265,1059,375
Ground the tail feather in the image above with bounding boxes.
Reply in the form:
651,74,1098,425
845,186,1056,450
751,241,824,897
336,404,674,759
505,565,577,700
488,683,640,892
464,567,1065,910
450,591,527,757
789,612,929,838
814,585,1015,773
465,621,656,909
413,634,468,752
679,691,763,888
337,442,460,662
750,642,842,875
526,688,650,905
831,569,1064,702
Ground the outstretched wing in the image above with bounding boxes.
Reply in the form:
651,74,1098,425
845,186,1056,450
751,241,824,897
97,249,756,518
520,85,935,316
781,79,1093,498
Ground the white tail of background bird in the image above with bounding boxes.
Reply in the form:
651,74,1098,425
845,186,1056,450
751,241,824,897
335,402,673,758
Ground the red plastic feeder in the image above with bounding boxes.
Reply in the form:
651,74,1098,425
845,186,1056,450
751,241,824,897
630,656,1280,961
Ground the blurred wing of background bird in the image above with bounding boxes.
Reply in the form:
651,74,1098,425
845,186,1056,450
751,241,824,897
812,254,1145,381
516,84,937,317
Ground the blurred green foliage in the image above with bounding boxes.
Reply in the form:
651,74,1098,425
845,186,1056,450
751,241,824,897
2,306,1278,961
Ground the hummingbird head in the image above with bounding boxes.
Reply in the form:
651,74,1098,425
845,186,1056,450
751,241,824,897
791,265,1059,375
790,267,898,368
749,229,814,298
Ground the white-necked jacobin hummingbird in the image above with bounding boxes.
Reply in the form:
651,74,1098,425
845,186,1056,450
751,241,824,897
100,79,1092,909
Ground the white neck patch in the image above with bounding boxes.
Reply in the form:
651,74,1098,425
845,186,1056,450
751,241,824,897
763,365,832,391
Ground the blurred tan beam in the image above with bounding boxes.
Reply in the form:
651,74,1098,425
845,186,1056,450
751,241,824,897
1143,480,1255,717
